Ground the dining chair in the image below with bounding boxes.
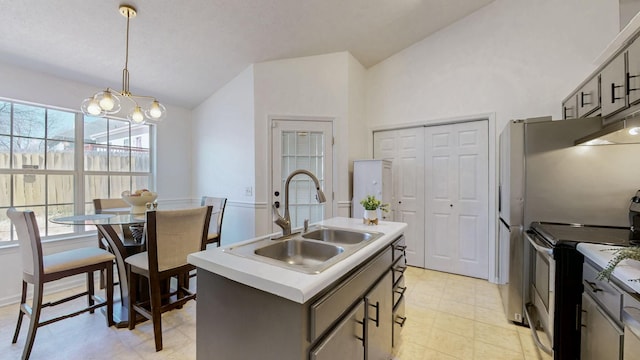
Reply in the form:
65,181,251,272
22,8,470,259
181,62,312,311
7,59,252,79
7,208,115,360
125,206,212,351
200,196,227,248
93,198,139,288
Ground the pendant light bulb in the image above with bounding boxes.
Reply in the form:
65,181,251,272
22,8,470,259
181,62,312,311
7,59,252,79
145,100,166,120
129,106,146,124
99,92,115,111
81,97,104,116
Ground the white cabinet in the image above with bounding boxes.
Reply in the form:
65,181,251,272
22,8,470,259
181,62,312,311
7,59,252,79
563,94,578,119
628,36,640,106
577,75,601,118
352,160,392,220
601,52,627,118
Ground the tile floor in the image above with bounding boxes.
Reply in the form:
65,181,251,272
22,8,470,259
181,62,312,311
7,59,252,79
0,267,552,359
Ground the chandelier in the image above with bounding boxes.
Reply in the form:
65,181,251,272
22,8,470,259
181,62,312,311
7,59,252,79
81,5,166,123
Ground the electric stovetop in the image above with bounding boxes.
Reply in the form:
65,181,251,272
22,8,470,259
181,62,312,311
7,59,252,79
530,221,633,246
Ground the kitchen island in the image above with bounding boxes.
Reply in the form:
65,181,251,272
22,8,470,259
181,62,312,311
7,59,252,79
188,217,407,360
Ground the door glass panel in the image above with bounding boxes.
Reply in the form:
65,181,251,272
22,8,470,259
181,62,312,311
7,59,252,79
280,130,325,228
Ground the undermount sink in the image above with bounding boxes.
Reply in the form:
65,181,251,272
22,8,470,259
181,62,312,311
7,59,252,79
301,228,380,244
254,239,344,266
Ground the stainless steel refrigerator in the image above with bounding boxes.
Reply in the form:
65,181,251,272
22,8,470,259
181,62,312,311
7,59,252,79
498,116,640,323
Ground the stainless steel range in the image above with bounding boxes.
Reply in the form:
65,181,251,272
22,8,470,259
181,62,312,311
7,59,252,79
525,221,633,359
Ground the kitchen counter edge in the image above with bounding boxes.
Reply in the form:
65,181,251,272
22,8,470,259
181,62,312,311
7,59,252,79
577,243,640,294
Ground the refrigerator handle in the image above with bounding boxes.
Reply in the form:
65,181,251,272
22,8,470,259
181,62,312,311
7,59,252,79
498,184,502,213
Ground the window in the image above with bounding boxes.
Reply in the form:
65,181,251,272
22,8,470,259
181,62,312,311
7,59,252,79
0,99,154,243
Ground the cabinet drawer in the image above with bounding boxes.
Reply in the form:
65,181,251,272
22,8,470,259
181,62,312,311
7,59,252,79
393,275,406,307
309,246,393,341
392,236,406,261
583,261,623,322
392,295,406,348
392,255,407,285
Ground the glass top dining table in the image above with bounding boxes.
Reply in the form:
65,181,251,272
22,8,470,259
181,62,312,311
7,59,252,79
50,203,205,327
50,213,145,227
50,212,148,328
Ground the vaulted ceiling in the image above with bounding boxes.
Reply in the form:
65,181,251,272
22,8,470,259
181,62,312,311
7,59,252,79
0,0,494,109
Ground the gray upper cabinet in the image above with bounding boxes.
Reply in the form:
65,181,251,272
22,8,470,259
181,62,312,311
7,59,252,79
628,36,640,106
563,94,578,119
577,75,600,117
601,53,627,117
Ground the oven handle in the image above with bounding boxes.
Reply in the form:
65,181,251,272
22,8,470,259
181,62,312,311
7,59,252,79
526,232,553,257
524,303,553,356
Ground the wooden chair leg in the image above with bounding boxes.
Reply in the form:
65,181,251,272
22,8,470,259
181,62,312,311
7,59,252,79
22,282,43,360
150,279,163,351
105,263,114,327
128,269,137,331
12,281,28,344
87,271,95,314
98,237,107,289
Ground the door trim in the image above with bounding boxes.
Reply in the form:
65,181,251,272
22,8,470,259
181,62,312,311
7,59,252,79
268,115,336,231
369,112,498,283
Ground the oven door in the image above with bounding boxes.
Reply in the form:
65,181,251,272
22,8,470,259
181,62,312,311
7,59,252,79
524,231,554,356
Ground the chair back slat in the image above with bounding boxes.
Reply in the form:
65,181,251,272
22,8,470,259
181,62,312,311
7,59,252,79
93,198,128,212
7,208,43,278
147,206,211,272
200,196,227,237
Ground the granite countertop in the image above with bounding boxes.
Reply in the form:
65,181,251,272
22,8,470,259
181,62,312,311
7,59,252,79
187,217,407,304
577,243,640,294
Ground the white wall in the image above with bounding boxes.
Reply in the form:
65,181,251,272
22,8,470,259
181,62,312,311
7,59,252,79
346,54,368,209
365,0,620,133
253,52,365,234
191,51,367,242
364,0,620,282
0,61,194,200
191,66,257,244
0,61,194,304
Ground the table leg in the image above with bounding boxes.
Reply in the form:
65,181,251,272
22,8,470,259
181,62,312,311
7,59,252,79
95,224,139,328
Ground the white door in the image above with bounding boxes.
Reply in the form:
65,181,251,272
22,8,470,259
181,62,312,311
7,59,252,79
425,120,489,279
271,120,333,232
374,128,425,267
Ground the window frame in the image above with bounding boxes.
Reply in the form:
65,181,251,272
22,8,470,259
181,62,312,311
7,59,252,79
0,97,156,244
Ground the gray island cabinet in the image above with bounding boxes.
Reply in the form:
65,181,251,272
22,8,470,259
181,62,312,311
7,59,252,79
188,217,408,360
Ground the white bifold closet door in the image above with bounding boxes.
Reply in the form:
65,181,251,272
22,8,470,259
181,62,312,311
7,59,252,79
374,120,489,279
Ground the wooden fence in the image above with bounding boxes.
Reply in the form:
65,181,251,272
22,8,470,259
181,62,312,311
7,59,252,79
1,149,150,210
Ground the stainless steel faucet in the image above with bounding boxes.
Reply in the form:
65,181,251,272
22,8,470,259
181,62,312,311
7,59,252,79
273,169,327,236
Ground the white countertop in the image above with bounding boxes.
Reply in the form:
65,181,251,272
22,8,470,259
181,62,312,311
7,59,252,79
187,217,407,304
577,243,640,294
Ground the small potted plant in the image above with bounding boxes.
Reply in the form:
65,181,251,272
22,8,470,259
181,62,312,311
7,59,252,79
360,195,389,225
